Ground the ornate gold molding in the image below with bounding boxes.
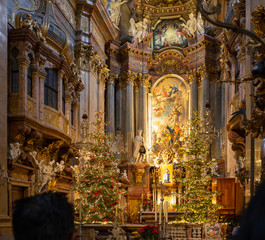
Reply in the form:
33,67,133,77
98,64,110,88
251,5,265,39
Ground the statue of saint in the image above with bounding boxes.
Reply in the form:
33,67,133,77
108,0,127,27
132,129,146,163
129,18,149,43
181,12,204,37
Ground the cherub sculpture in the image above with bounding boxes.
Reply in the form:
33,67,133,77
129,18,149,43
9,142,21,160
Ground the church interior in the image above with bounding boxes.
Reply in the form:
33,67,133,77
1,0,265,239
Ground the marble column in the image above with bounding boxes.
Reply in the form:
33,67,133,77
0,0,12,236
200,69,209,120
39,72,46,122
58,70,64,113
147,93,152,151
106,73,116,136
73,103,79,142
17,57,30,114
116,77,124,132
124,71,135,160
65,94,72,135
58,70,64,131
138,75,148,141
134,85,139,134
31,66,40,119
189,74,198,117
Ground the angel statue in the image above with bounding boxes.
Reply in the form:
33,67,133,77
9,142,21,160
108,0,127,27
129,18,149,43
38,160,55,192
181,12,204,38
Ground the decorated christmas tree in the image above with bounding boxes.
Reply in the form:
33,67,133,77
73,112,123,223
175,113,221,223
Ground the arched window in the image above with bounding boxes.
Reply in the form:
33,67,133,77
27,63,32,97
12,48,19,93
44,69,58,110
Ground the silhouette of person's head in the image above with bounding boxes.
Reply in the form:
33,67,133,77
12,192,76,240
237,180,265,240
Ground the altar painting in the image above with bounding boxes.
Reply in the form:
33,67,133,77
153,19,188,50
161,164,173,184
151,77,187,154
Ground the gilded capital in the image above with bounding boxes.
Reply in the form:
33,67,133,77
107,72,117,85
187,69,197,84
121,70,137,86
138,74,150,90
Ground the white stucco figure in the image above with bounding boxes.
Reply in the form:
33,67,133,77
55,160,65,173
181,12,204,37
108,222,127,240
108,0,127,27
9,142,21,160
197,12,205,36
110,129,127,154
129,18,149,43
122,170,128,179
132,129,146,163
38,160,55,192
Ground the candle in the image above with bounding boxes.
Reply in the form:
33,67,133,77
155,202,157,222
142,193,144,202
159,203,162,224
165,201,168,223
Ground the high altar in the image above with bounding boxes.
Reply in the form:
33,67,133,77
2,0,259,236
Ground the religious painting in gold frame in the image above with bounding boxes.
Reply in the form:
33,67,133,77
151,75,188,154
161,164,173,184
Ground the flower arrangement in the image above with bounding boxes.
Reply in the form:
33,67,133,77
143,199,153,211
139,225,159,240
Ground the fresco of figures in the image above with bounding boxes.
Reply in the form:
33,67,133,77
151,77,188,154
153,18,188,50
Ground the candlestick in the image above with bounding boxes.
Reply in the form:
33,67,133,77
159,203,162,224
155,202,157,222
165,201,168,223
